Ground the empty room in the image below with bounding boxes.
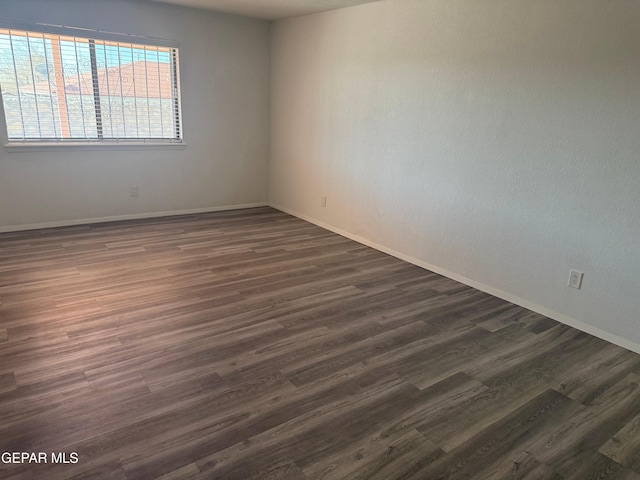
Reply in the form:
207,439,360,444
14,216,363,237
1,0,639,478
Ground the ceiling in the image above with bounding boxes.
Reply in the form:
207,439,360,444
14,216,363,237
143,0,383,20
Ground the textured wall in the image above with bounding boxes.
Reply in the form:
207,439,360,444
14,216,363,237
0,0,270,228
270,1,640,347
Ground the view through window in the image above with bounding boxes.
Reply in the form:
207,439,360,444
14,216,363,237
0,27,182,143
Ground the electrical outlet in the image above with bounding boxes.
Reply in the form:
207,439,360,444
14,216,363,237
129,185,139,198
320,195,327,207
568,269,584,289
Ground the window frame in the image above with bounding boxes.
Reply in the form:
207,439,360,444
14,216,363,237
0,19,186,150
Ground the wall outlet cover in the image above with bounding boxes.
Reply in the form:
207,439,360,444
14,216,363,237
568,269,584,289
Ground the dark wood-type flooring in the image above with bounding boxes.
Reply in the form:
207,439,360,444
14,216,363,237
1,207,640,480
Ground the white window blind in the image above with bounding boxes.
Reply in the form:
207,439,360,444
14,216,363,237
0,27,182,143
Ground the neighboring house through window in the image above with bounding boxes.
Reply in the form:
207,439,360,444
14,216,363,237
0,23,183,144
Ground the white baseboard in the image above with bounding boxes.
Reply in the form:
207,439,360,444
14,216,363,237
271,202,640,355
0,202,269,233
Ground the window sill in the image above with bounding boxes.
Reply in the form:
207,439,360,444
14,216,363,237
4,142,188,152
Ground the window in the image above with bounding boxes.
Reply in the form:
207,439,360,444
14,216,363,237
0,25,182,144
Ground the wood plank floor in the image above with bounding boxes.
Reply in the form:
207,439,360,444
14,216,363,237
1,207,640,480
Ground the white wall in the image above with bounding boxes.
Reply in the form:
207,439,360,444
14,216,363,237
270,0,640,348
0,0,270,229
